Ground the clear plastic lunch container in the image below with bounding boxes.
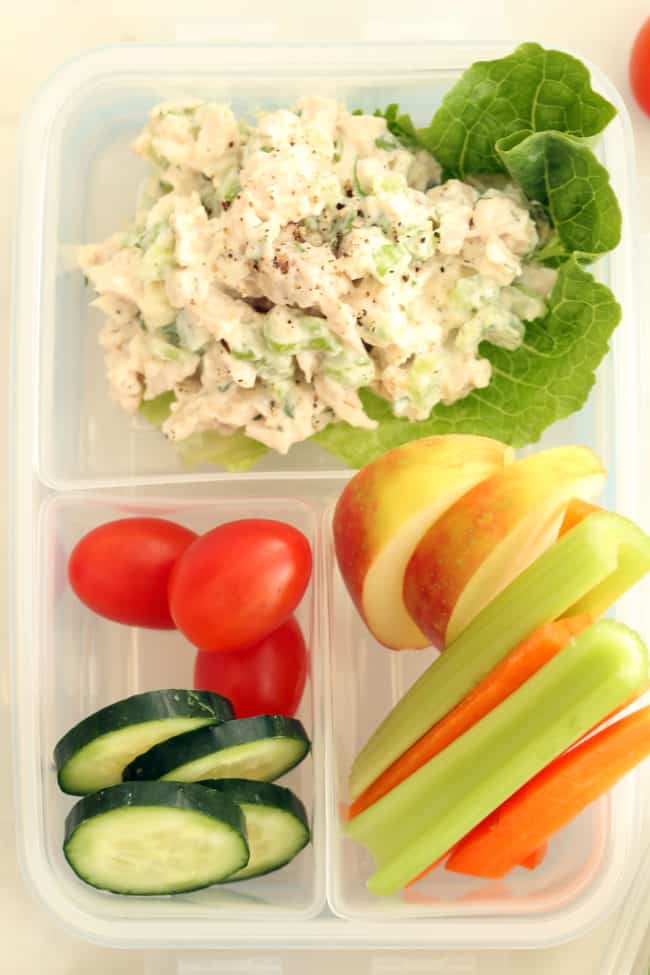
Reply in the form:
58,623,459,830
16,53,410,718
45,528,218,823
9,40,650,960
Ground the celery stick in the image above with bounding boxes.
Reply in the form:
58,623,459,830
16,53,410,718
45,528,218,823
349,512,650,801
564,514,650,618
346,621,647,894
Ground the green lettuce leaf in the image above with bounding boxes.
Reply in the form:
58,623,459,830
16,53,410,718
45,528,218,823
139,392,269,473
419,42,617,178
139,390,176,427
373,103,421,150
497,130,622,259
314,258,621,467
176,430,269,473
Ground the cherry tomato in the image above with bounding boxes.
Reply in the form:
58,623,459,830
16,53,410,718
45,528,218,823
168,519,312,653
630,18,650,117
193,616,308,717
68,518,197,628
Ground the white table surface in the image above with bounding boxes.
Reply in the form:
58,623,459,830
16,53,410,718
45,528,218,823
2,1,650,971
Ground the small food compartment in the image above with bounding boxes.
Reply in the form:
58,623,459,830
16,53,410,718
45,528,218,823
324,505,646,939
29,493,324,940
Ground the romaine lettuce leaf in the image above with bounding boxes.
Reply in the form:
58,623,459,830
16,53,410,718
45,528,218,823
139,391,176,427
139,393,269,473
176,430,269,472
314,258,621,466
419,43,616,178
497,130,621,259
373,104,421,150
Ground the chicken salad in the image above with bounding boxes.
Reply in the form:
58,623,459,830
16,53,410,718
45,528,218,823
80,96,556,456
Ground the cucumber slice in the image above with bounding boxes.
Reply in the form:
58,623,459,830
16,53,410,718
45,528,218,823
64,781,249,895
55,690,234,796
123,716,311,785
200,779,310,880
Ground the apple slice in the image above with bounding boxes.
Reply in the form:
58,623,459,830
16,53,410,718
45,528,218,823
333,435,513,650
404,446,606,648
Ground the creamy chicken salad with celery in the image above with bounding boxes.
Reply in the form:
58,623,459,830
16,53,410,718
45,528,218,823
80,97,555,455
79,45,623,468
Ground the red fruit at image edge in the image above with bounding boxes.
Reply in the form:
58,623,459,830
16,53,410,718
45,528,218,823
630,18,650,117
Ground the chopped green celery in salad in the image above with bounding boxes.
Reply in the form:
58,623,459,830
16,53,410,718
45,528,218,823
79,44,622,469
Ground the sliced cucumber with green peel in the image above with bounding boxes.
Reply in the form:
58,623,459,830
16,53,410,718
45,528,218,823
200,779,310,881
55,689,234,795
123,715,311,784
64,781,249,895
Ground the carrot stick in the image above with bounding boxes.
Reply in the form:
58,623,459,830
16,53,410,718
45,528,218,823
559,500,601,537
468,686,648,881
502,684,649,875
446,705,650,879
521,843,547,870
348,615,593,819
405,839,548,887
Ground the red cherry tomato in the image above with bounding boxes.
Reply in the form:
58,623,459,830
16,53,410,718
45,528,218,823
169,519,312,653
193,616,308,717
630,18,650,117
68,517,197,628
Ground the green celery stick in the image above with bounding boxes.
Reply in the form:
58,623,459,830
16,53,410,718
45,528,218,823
564,517,650,618
349,511,650,801
346,620,647,894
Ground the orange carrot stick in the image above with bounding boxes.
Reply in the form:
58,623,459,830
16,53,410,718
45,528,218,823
559,499,601,537
349,615,593,819
467,685,647,879
513,684,648,874
520,843,547,870
446,705,650,879
405,839,549,887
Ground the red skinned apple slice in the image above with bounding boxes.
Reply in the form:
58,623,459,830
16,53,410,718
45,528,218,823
333,435,514,650
404,446,606,649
